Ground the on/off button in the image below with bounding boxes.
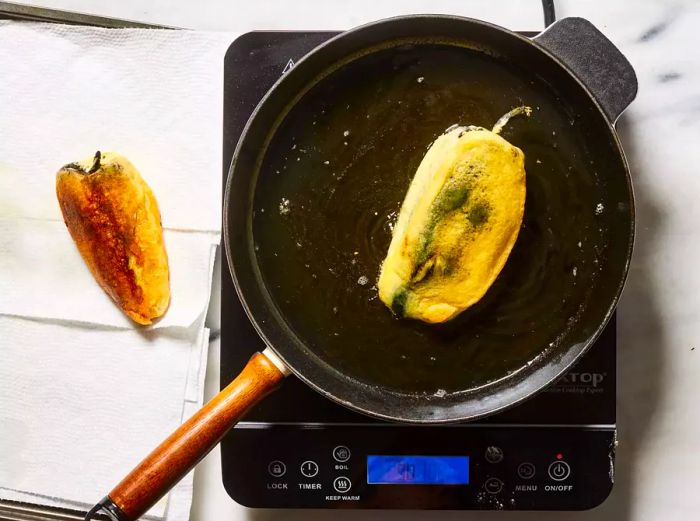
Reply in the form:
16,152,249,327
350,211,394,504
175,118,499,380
548,461,571,481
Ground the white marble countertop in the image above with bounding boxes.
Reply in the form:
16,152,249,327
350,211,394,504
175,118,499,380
10,1,700,520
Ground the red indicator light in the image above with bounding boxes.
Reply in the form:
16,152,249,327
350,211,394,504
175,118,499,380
556,453,564,460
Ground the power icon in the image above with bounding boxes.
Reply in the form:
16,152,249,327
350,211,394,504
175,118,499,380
548,461,571,481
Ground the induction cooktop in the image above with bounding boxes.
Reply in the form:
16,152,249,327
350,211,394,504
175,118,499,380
219,30,616,511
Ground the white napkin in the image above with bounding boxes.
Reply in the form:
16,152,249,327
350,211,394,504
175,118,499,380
0,218,219,330
0,317,210,520
0,21,237,521
0,21,232,232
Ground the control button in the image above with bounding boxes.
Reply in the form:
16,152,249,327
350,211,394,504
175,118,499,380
548,460,571,481
333,445,351,462
485,446,504,464
268,460,286,478
333,476,352,493
484,477,504,494
517,462,536,480
300,460,319,478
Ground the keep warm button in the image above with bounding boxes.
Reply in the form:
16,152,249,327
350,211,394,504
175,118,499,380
548,461,571,481
333,476,352,493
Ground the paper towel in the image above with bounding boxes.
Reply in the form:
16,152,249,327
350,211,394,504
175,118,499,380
0,21,234,232
0,218,219,330
0,21,237,521
0,317,210,519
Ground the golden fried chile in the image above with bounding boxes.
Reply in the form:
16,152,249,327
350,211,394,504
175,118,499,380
378,107,531,324
56,151,170,325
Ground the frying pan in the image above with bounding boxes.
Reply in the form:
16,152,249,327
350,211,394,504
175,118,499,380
87,15,636,520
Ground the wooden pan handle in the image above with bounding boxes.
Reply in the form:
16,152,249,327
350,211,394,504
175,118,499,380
85,349,288,521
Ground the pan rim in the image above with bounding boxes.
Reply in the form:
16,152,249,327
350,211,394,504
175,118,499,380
223,14,635,423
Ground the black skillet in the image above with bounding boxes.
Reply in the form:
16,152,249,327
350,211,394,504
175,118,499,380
88,15,636,520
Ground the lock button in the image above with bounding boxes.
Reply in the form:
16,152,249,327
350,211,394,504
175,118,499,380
268,460,287,478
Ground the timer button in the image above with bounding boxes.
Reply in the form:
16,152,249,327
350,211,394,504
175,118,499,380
333,476,352,493
548,460,571,481
268,460,286,478
485,446,504,464
300,460,319,478
484,477,504,494
333,445,351,462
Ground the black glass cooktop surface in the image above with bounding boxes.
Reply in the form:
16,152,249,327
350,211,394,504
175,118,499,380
220,31,616,427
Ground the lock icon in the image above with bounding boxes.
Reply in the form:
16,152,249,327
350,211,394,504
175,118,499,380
268,460,286,477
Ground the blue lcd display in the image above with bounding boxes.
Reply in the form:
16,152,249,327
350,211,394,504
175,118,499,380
367,455,469,485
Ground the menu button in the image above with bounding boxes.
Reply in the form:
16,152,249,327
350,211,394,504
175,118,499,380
517,462,536,480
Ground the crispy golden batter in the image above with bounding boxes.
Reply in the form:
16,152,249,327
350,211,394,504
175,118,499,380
56,151,169,325
378,107,530,324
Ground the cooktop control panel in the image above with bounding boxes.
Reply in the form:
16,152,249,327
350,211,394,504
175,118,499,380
222,426,614,509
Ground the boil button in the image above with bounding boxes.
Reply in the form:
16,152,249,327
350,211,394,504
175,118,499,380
548,461,571,481
333,446,351,462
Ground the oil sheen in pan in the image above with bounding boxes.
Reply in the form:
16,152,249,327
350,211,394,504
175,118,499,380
252,43,613,395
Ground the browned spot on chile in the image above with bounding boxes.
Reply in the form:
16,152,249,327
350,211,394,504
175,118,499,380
83,179,144,311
